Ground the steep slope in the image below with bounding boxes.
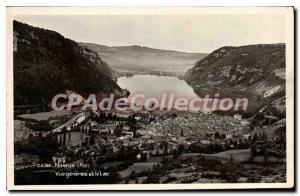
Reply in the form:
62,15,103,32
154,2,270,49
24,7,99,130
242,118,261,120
184,44,286,115
13,21,123,106
79,42,207,76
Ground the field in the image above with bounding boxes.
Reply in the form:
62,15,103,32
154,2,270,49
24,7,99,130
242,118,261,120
180,149,285,163
119,162,157,178
18,110,71,121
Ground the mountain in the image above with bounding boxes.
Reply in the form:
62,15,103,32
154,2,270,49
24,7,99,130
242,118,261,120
79,42,207,76
184,44,286,115
13,21,123,107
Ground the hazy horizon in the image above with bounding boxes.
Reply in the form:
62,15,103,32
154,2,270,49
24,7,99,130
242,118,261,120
15,15,286,53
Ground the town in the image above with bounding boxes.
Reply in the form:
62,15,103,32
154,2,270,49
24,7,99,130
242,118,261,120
14,105,286,184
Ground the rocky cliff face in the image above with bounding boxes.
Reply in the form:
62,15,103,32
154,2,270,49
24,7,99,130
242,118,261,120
184,44,286,115
13,21,122,106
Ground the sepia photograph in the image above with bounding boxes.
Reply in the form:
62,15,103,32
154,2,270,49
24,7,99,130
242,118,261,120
6,7,294,190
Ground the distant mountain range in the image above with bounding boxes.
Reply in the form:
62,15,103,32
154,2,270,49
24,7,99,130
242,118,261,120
13,21,122,106
184,44,286,116
79,42,207,76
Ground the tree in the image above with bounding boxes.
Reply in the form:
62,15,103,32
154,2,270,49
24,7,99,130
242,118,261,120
140,152,148,162
178,144,185,154
262,131,268,141
180,129,184,137
129,171,137,180
250,145,257,161
145,174,160,183
252,133,258,143
172,149,181,159
214,131,221,140
264,150,269,163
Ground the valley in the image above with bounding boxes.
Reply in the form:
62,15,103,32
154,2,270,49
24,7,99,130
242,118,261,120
79,42,207,77
13,20,287,185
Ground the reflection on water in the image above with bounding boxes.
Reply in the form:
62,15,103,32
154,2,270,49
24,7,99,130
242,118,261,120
117,75,199,100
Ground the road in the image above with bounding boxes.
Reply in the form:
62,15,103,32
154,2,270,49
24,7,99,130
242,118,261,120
42,112,87,137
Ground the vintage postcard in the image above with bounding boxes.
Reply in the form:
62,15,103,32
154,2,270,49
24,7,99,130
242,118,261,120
6,7,294,190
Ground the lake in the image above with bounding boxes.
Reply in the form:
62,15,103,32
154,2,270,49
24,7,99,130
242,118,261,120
116,75,248,112
117,75,201,110
117,75,199,100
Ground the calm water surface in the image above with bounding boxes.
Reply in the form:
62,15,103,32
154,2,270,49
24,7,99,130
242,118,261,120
117,75,199,100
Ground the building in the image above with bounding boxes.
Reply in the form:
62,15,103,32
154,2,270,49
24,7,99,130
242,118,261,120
241,119,250,126
200,140,212,145
234,114,242,120
52,152,66,164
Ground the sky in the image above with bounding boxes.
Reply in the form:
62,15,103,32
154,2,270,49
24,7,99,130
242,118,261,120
15,15,286,53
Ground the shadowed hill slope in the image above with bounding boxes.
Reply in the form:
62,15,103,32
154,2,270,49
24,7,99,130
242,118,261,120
13,21,122,106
